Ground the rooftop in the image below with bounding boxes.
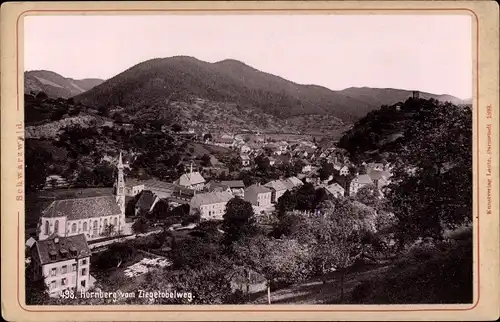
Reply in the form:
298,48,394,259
245,184,272,195
191,191,233,206
42,196,122,220
36,234,91,265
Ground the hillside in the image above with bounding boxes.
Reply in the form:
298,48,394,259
73,56,463,128
337,97,472,163
25,70,104,99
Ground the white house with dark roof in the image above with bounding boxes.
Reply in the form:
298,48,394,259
38,153,127,242
264,180,289,203
244,184,272,207
189,191,234,220
30,234,91,297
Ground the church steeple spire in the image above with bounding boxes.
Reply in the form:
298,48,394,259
115,150,126,217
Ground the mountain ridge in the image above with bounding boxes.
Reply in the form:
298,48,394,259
25,70,104,99
73,56,464,126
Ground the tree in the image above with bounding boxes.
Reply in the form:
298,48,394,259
319,161,334,181
169,235,223,270
235,235,310,304
132,216,149,234
94,242,137,269
355,184,382,209
276,190,297,216
151,198,170,220
222,197,257,247
172,123,183,132
254,154,270,172
35,91,48,101
98,105,109,117
295,183,316,211
138,262,241,304
386,99,472,245
103,224,115,236
201,154,211,167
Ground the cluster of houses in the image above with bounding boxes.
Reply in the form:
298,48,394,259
29,132,394,299
128,164,305,221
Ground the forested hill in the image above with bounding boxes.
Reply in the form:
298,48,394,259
337,98,472,164
73,56,464,124
25,70,104,99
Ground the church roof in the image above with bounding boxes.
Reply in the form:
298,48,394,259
42,196,122,220
36,234,91,265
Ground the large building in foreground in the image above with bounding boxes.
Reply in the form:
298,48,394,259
38,152,127,241
30,234,92,297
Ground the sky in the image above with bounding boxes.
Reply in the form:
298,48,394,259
24,14,472,99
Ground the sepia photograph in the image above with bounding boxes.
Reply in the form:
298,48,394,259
19,12,477,307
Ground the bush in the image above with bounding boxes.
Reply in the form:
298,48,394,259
350,280,374,303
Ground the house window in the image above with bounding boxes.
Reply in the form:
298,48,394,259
82,259,87,265
71,223,77,233
114,217,118,227
50,281,56,290
92,221,98,236
51,268,57,276
54,220,59,233
81,268,87,276
83,222,87,231
81,280,86,288
45,221,49,235
72,264,76,272
104,219,108,228
61,265,67,274
61,278,67,286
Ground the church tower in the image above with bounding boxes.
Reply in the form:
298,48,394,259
115,151,126,217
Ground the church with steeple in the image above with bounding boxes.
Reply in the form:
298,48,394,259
37,152,128,241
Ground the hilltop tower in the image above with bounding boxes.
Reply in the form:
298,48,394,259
115,151,126,227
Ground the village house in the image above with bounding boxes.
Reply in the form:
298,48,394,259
219,180,246,197
240,145,251,154
29,234,92,297
241,154,251,167
324,183,345,198
284,176,304,189
244,184,272,208
366,162,385,174
189,191,234,220
44,175,69,190
204,181,232,194
175,164,206,191
349,174,374,196
212,137,234,148
301,160,312,173
339,165,350,176
368,170,391,189
264,180,289,203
